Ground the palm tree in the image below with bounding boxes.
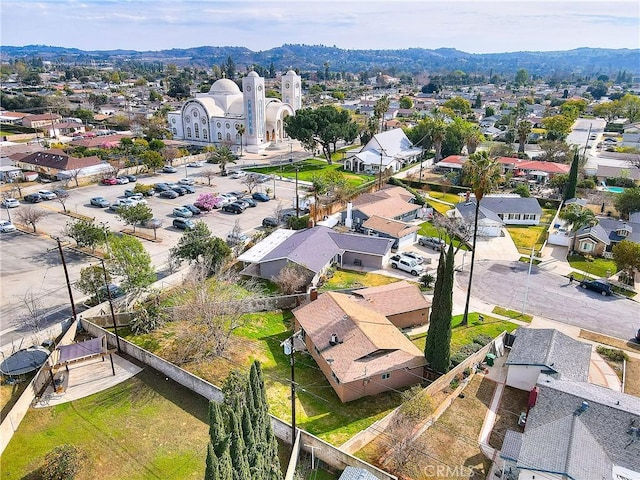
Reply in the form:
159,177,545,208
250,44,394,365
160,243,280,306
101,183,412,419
559,204,597,253
461,151,502,326
427,112,447,163
206,145,237,176
235,124,245,156
463,123,484,155
516,120,532,154
307,173,328,222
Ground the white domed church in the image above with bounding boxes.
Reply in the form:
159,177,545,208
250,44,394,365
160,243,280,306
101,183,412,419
167,70,302,153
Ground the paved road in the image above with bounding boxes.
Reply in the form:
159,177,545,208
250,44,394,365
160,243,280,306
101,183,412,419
456,260,639,341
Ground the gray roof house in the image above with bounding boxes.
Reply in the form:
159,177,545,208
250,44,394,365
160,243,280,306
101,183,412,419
505,328,592,391
454,195,543,237
237,226,394,286
574,217,640,257
501,375,640,480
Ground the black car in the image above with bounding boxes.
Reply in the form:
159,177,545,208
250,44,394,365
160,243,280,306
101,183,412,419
262,217,279,228
252,192,270,202
183,204,202,215
237,198,256,208
180,185,196,194
222,202,245,214
123,174,137,182
154,183,171,191
168,184,187,195
228,191,245,199
159,190,179,199
53,189,68,198
580,279,614,296
24,193,43,203
173,218,196,230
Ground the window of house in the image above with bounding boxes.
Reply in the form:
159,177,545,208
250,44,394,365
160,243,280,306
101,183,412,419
203,130,208,140
194,123,199,139
226,133,231,141
579,241,594,252
172,128,177,135
186,127,191,138
218,132,222,140
381,373,391,380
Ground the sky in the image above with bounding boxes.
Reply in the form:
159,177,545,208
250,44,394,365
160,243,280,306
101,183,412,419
1,0,639,54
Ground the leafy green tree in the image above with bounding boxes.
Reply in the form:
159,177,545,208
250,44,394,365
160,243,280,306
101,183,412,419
206,145,237,176
399,96,413,109
169,221,231,274
426,113,447,162
461,152,501,325
514,68,530,87
443,96,471,115
142,150,164,173
542,114,573,141
516,120,532,154
225,56,236,80
63,219,105,250
76,265,111,300
614,187,640,219
148,139,165,151
424,244,454,373
473,93,482,109
612,240,640,284
538,140,571,163
284,105,358,165
564,150,579,201
462,122,484,155
514,184,530,197
374,95,390,132
559,204,597,252
485,106,495,117
116,203,153,233
107,235,156,291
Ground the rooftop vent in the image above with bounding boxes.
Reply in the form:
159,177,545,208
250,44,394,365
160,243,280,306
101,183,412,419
575,401,589,416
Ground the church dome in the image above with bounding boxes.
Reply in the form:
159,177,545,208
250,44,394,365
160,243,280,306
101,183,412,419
286,70,297,76
246,71,259,77
209,79,241,95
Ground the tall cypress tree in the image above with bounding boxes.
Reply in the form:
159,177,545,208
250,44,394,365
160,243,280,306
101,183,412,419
424,244,455,374
564,149,579,201
205,444,218,480
228,410,251,480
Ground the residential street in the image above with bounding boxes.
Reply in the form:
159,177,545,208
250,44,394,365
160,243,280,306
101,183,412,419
455,260,639,341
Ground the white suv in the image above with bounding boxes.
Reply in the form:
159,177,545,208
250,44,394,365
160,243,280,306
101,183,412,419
390,255,425,276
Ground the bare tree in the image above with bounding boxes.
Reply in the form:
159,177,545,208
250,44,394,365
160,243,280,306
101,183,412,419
54,191,70,213
143,218,163,240
200,168,217,186
272,201,284,222
67,169,82,187
241,175,260,193
161,146,180,166
432,214,472,251
273,262,313,294
16,206,49,232
14,289,46,343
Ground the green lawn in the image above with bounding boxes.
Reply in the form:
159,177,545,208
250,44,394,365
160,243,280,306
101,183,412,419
410,313,518,354
319,269,399,291
567,254,618,278
1,368,210,480
492,306,533,323
418,222,469,251
246,159,374,188
506,208,555,255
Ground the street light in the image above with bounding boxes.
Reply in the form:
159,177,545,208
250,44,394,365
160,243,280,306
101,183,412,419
522,243,535,316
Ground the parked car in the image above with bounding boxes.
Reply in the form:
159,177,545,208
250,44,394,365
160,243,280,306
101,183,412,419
123,174,137,182
162,165,178,173
159,190,179,199
237,197,256,208
128,195,147,205
2,198,20,208
154,183,171,191
96,284,125,302
173,218,196,230
220,193,237,203
183,204,202,215
0,220,17,233
179,184,196,194
228,190,245,199
24,193,43,203
262,217,279,228
401,251,424,264
252,192,270,202
580,279,614,296
222,202,245,214
109,198,135,211
226,231,248,246
37,190,57,200
390,255,424,276
90,196,110,208
134,185,156,196
418,236,446,250
187,162,203,168
168,185,187,196
124,189,138,197
636,329,640,343
115,176,130,184
53,189,68,197
179,178,195,185
230,170,247,179
101,177,119,185
173,206,193,218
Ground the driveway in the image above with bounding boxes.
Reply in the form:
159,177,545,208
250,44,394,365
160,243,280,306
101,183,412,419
456,260,638,341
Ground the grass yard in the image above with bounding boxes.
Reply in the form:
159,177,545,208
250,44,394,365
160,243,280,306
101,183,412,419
1,367,210,480
319,269,399,291
506,208,554,255
246,159,374,188
410,313,518,354
418,222,469,251
491,306,532,323
124,310,402,446
567,254,618,278
425,191,462,205
488,386,527,450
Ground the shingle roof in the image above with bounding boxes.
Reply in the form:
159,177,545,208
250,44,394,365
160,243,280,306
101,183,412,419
16,149,103,171
480,196,543,215
506,328,591,382
455,201,503,223
328,231,394,256
358,196,421,219
597,218,640,244
352,185,413,206
351,281,431,317
500,430,522,462
362,215,419,238
338,466,382,480
512,375,640,478
576,223,612,246
293,292,425,383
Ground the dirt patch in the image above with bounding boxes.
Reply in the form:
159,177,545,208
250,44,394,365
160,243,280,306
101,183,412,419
624,357,640,397
579,329,640,353
488,386,528,450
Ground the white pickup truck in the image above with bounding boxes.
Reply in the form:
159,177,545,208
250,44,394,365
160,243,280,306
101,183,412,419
390,254,425,276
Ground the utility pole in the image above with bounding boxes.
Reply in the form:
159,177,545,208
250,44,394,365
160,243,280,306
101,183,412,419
290,335,296,444
378,150,383,190
295,166,299,218
101,258,122,353
56,238,78,324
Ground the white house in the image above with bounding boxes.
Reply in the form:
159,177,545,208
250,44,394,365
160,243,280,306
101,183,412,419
344,129,422,174
167,70,301,153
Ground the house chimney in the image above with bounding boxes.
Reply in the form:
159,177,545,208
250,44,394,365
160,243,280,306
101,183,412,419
345,202,353,229
309,287,318,301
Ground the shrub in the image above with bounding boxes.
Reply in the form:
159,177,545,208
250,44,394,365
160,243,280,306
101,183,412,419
577,179,596,189
458,342,484,356
450,352,467,366
472,334,493,346
596,346,628,362
42,444,86,480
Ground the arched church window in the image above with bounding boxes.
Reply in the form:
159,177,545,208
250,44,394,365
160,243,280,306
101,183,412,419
226,133,231,141
226,123,230,129
236,133,240,143
187,127,192,138
217,122,221,128
194,123,200,139
203,130,208,140
172,128,177,135
192,110,198,118
218,132,222,140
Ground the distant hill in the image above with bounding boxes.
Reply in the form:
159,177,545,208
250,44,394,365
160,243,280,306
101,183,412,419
2,44,638,75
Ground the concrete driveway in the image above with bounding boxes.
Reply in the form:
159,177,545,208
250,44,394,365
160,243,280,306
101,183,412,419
456,260,639,341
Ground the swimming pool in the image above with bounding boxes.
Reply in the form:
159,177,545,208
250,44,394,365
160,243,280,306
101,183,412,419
605,186,625,193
